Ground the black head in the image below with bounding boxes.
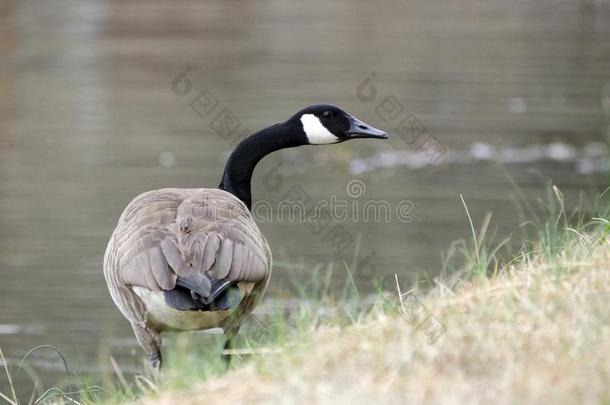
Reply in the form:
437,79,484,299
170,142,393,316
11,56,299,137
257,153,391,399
288,104,388,145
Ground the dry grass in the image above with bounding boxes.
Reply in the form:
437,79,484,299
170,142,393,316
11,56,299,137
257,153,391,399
138,235,610,404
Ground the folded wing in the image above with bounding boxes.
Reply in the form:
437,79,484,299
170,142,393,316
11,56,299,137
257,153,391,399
114,188,270,311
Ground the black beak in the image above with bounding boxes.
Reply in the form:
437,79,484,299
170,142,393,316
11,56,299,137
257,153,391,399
345,116,388,139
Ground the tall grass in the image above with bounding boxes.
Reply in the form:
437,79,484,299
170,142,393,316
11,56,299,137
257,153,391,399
2,185,608,404
137,186,609,404
445,182,610,282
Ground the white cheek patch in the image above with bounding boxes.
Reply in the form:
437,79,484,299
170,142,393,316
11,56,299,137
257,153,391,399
300,114,340,144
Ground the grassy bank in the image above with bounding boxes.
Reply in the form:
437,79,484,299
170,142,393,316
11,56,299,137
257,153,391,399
2,188,609,404
132,189,610,405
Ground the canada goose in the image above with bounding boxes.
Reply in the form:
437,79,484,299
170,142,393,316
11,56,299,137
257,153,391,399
103,104,388,370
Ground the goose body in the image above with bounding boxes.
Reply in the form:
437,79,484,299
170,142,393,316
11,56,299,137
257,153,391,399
103,104,387,369
104,187,270,326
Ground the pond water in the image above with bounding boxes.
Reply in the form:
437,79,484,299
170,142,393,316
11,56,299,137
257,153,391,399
1,0,609,399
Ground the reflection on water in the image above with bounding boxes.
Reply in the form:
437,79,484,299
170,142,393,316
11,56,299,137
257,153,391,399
350,141,609,173
1,0,609,398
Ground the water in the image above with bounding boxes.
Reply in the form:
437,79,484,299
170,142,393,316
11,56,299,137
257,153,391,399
1,0,609,399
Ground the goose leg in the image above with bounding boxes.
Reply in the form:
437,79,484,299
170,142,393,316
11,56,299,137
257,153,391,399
131,323,163,373
222,323,240,367
146,350,163,372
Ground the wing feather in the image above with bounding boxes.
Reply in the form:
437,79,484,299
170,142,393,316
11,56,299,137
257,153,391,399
176,272,211,297
106,188,272,322
123,250,158,290
159,238,187,275
201,233,221,271
148,245,175,290
228,242,245,280
211,238,233,279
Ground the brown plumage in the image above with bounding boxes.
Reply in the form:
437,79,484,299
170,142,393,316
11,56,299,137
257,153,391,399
104,188,271,368
103,104,387,370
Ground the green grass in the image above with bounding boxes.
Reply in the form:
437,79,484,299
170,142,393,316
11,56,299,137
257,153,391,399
136,186,609,404
1,185,609,404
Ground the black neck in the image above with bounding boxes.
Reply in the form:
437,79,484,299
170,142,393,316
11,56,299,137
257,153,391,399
218,121,304,209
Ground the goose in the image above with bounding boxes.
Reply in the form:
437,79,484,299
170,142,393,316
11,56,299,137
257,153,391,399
103,104,388,370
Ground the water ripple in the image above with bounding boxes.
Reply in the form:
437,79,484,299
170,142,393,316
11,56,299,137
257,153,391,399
350,142,609,175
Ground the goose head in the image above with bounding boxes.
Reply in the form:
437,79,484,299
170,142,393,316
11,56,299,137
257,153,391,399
219,103,388,208
289,104,388,145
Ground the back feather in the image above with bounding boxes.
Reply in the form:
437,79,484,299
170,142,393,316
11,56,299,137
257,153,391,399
105,188,271,320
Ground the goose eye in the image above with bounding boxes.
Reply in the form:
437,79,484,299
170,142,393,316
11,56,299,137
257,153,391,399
322,111,333,119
